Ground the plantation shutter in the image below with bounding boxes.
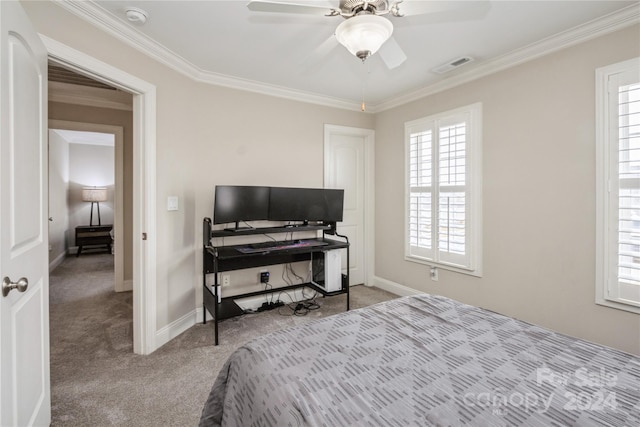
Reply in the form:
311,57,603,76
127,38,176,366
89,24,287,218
607,71,640,307
407,108,475,270
408,125,434,260
437,117,469,267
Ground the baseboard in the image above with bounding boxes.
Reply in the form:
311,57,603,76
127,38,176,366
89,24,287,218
155,309,198,349
371,275,422,297
49,251,66,272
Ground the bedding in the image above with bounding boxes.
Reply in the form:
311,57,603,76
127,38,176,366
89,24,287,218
199,294,640,426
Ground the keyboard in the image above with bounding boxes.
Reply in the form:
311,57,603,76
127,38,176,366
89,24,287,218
237,239,328,254
249,240,296,249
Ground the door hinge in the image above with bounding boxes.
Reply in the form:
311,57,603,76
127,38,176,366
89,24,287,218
142,232,147,241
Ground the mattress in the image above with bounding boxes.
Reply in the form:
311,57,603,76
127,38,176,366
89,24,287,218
199,294,640,426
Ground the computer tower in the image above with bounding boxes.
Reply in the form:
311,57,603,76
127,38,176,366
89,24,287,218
311,250,342,292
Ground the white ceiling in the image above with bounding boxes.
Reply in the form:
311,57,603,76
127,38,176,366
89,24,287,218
58,0,639,112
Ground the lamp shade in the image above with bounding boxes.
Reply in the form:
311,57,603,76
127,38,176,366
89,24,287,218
82,187,107,203
335,14,393,60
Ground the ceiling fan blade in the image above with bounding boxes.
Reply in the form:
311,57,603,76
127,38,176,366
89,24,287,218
378,37,407,69
299,35,339,70
391,0,489,17
247,1,336,16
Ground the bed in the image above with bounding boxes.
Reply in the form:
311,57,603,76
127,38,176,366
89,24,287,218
199,294,640,426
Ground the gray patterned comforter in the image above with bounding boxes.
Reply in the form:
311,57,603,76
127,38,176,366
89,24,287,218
199,294,640,426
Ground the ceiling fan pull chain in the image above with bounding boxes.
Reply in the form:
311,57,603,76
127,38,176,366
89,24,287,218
361,60,370,112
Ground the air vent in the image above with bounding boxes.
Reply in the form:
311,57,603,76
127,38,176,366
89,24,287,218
431,56,474,74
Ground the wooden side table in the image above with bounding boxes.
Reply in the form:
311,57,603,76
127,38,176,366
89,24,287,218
75,225,112,256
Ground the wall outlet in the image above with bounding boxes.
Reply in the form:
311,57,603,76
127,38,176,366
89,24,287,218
222,274,230,287
430,267,439,281
260,270,270,284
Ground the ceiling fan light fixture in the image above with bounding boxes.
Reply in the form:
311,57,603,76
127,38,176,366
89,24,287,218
335,14,393,61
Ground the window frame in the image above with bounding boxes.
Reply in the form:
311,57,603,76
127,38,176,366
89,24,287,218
595,57,640,315
404,103,483,277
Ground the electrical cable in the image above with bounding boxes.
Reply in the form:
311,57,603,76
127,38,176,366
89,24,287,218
282,265,291,286
286,263,304,283
263,282,272,305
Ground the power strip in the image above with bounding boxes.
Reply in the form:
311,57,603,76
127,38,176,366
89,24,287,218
256,300,284,312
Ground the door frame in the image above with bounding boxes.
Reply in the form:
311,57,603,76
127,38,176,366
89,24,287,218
48,121,125,292
324,124,375,286
43,35,158,355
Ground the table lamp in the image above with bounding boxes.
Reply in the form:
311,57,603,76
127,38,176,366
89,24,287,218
82,187,107,226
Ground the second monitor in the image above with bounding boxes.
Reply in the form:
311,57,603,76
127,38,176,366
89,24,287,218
268,187,344,224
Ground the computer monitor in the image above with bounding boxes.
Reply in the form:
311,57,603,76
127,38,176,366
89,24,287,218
268,187,344,223
213,185,270,230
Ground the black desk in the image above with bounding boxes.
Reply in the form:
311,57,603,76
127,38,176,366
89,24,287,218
202,220,349,345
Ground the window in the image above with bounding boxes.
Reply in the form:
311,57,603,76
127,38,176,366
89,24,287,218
596,58,640,314
405,103,482,276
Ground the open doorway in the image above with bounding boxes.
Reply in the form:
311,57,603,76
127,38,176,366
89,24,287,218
48,123,127,292
48,61,132,289
48,128,115,264
45,37,158,355
48,62,133,343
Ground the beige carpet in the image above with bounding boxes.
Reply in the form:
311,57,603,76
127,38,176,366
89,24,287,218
49,253,397,426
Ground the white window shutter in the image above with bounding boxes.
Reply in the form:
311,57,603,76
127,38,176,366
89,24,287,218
609,74,640,306
596,58,640,314
437,119,469,267
408,127,434,260
405,104,482,276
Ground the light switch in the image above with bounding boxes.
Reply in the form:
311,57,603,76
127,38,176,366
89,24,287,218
167,196,179,211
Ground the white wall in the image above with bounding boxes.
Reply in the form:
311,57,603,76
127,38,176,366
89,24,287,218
48,130,69,268
374,24,640,355
68,143,115,234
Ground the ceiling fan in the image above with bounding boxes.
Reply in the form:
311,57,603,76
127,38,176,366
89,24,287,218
246,0,478,69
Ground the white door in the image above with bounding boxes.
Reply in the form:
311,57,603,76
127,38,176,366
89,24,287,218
324,125,374,286
0,1,51,426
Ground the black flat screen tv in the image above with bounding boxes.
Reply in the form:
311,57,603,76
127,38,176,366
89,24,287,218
213,185,270,229
269,187,344,223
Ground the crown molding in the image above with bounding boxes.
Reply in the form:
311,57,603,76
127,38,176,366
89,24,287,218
55,0,199,80
54,0,363,112
188,66,364,111
54,1,639,114
375,4,640,112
